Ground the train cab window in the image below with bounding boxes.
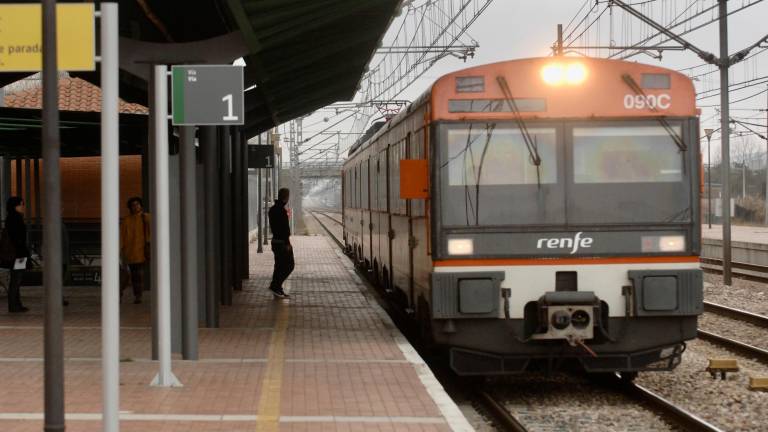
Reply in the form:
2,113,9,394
445,126,558,186
573,125,683,184
568,123,691,225
438,123,564,226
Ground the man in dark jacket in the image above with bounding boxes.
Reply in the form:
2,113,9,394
268,188,294,298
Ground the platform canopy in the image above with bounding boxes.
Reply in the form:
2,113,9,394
1,0,400,140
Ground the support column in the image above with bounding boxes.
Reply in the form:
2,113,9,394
99,4,121,429
149,64,181,387
220,127,233,306
34,158,41,225
24,158,31,220
15,158,21,197
41,0,65,428
231,127,243,290
0,158,9,211
240,134,249,279
180,126,199,359
201,126,219,327
148,66,159,361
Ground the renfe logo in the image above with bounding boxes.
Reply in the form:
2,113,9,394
536,232,594,255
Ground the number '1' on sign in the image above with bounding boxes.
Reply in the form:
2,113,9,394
171,65,244,126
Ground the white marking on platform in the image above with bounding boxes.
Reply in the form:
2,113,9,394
330,239,476,432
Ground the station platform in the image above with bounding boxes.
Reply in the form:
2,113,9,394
0,235,470,431
701,224,768,265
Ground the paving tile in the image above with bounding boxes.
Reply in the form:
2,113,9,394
0,235,462,431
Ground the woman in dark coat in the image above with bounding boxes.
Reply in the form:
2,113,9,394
3,196,29,312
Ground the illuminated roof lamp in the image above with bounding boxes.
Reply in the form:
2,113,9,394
565,63,588,84
541,62,588,86
541,63,564,86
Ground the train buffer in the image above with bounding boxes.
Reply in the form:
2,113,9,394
706,358,740,380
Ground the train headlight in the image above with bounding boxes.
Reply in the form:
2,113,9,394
541,63,564,86
565,63,588,84
448,238,474,255
641,235,686,252
541,62,587,86
659,235,686,252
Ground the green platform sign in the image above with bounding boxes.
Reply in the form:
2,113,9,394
171,65,244,126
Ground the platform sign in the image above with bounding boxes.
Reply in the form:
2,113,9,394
248,145,274,169
171,65,245,126
0,4,95,72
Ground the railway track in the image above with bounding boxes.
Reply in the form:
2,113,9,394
699,300,768,364
700,257,768,283
308,210,726,432
475,375,724,432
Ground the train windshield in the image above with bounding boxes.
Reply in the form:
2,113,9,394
438,121,691,227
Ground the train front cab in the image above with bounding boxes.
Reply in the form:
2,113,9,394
428,117,704,376
422,58,704,376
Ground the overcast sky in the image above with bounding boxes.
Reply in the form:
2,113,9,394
293,0,768,165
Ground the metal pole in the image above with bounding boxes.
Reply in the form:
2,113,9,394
42,1,65,430
719,0,732,285
263,164,269,246
180,126,198,360
34,158,41,225
764,85,768,225
257,161,263,253
201,126,219,327
220,127,233,305
241,134,249,280
743,164,746,198
557,24,563,56
708,136,712,228
150,65,181,387
15,158,21,197
100,3,120,430
24,158,31,220
232,127,242,290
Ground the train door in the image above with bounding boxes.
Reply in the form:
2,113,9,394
390,138,410,306
383,145,393,290
405,132,415,310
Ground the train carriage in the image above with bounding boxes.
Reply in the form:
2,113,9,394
342,57,703,376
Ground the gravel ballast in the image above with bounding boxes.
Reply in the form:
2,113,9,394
493,374,676,432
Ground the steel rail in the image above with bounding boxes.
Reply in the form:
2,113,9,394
703,301,768,329
616,374,725,432
697,329,768,364
475,391,528,432
699,257,768,283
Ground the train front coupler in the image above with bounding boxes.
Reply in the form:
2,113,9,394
523,291,609,347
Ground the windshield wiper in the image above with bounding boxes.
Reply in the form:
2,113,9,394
496,76,542,187
473,123,496,225
621,74,686,152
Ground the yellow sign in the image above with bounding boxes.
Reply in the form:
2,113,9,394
0,4,95,72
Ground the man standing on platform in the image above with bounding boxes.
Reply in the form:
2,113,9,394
268,188,294,298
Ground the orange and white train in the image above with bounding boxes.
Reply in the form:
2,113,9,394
342,57,703,376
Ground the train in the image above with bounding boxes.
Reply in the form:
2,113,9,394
341,57,703,376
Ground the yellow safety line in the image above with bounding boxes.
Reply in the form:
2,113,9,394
255,301,289,432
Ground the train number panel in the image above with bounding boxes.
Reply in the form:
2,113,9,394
342,57,702,376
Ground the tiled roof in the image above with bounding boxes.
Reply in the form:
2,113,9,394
4,77,148,114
